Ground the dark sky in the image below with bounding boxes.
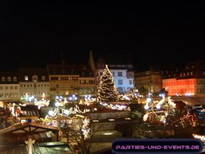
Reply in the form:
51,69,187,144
1,0,205,71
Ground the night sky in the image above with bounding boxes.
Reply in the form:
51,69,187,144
1,0,205,71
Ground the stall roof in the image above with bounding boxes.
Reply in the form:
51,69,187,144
171,96,205,106
0,122,59,143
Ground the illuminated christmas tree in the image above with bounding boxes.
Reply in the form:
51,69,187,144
97,65,118,102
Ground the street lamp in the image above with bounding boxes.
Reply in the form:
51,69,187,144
68,94,78,104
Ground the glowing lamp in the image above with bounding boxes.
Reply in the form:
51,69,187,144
156,104,161,109
144,105,149,110
48,110,55,116
63,109,69,115
147,98,152,103
55,102,61,107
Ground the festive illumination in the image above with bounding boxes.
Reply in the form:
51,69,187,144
163,78,196,96
154,96,176,110
81,117,90,139
97,65,118,102
144,97,154,110
193,134,205,143
180,113,197,127
144,104,149,110
34,99,50,109
99,102,129,110
21,93,35,102
68,94,78,101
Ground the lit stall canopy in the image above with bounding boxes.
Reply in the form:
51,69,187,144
0,122,59,143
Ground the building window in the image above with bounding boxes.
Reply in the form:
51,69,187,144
1,76,5,82
25,76,28,81
129,80,132,85
32,75,38,82
60,77,68,80
80,80,85,84
0,86,3,90
81,72,85,77
180,73,182,77
118,72,123,76
89,80,95,84
187,72,189,76
112,72,115,77
13,76,17,82
51,77,58,80
41,76,46,81
190,72,193,76
7,76,11,82
118,80,123,85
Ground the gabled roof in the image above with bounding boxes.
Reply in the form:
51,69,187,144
47,64,94,77
0,122,58,135
0,122,59,143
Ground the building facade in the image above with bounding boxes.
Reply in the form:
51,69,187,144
0,72,19,101
47,64,96,98
134,70,162,94
95,53,134,94
162,61,205,96
18,68,50,100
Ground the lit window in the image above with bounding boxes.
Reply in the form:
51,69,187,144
118,80,123,85
25,76,28,81
190,72,193,76
32,75,38,82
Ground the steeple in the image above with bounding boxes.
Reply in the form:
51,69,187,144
89,49,96,75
